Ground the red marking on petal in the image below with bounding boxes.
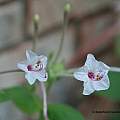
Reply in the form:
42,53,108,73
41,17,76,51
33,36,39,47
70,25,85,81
27,65,32,71
88,72,95,80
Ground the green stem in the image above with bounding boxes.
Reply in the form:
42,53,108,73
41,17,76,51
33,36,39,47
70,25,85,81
40,82,49,120
57,73,73,77
53,12,68,63
0,66,119,76
32,31,37,52
110,67,120,72
33,22,38,52
0,68,76,78
32,14,40,51
0,69,22,75
33,15,49,120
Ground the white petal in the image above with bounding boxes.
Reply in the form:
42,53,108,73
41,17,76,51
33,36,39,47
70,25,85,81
26,50,37,61
98,61,110,71
36,69,48,82
39,55,47,68
25,73,36,85
74,66,88,82
92,75,110,91
83,80,95,95
85,54,98,71
17,61,28,72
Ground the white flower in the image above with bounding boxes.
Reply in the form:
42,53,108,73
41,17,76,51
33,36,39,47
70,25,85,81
74,54,110,95
17,50,48,85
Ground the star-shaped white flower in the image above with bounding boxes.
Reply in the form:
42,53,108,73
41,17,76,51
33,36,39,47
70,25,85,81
74,54,110,95
17,50,48,85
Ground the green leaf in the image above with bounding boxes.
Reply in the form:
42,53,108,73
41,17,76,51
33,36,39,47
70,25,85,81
47,52,54,65
0,90,9,102
110,113,120,120
97,71,120,101
40,104,84,120
52,63,65,73
47,63,65,90
115,36,120,57
0,86,42,114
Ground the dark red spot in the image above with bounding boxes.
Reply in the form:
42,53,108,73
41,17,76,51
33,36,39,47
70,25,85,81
45,74,46,78
27,65,32,71
88,72,95,80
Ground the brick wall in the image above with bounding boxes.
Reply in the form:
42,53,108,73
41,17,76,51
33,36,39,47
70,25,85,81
0,0,116,120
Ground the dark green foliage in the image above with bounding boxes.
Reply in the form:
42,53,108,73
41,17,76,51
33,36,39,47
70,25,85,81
97,71,120,101
40,104,84,120
0,86,42,115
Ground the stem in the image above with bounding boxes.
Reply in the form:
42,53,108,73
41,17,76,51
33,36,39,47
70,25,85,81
40,82,48,120
33,15,49,120
32,15,39,51
66,68,78,73
0,69,22,75
32,25,38,52
53,12,68,63
32,31,37,52
110,67,120,72
57,73,73,77
58,66,120,76
0,66,120,76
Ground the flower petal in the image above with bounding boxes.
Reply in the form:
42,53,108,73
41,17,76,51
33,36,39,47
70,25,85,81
25,73,36,85
83,80,95,95
39,55,47,68
98,61,110,71
85,54,98,71
26,50,37,61
74,66,88,82
36,69,48,82
92,75,110,91
17,61,28,72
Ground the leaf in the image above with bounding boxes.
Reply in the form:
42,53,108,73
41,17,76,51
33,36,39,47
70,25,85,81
110,113,120,120
52,63,65,73
47,52,55,65
46,63,65,90
0,86,42,114
0,90,9,102
115,36,120,57
40,104,84,120
97,71,120,101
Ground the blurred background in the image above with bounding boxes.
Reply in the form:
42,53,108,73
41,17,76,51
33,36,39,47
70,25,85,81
0,0,120,120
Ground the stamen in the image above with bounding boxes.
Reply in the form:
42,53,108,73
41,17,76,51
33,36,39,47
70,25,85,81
88,71,104,81
39,64,43,70
37,61,41,64
95,73,103,81
27,61,43,72
45,73,47,78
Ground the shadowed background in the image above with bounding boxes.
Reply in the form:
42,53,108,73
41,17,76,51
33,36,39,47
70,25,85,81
0,0,120,120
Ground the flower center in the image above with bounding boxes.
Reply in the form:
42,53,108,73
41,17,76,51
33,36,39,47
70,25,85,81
88,71,104,81
95,73,103,81
27,61,43,72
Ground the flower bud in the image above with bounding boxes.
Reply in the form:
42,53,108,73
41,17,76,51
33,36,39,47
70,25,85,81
64,3,72,13
33,14,40,23
33,14,40,32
